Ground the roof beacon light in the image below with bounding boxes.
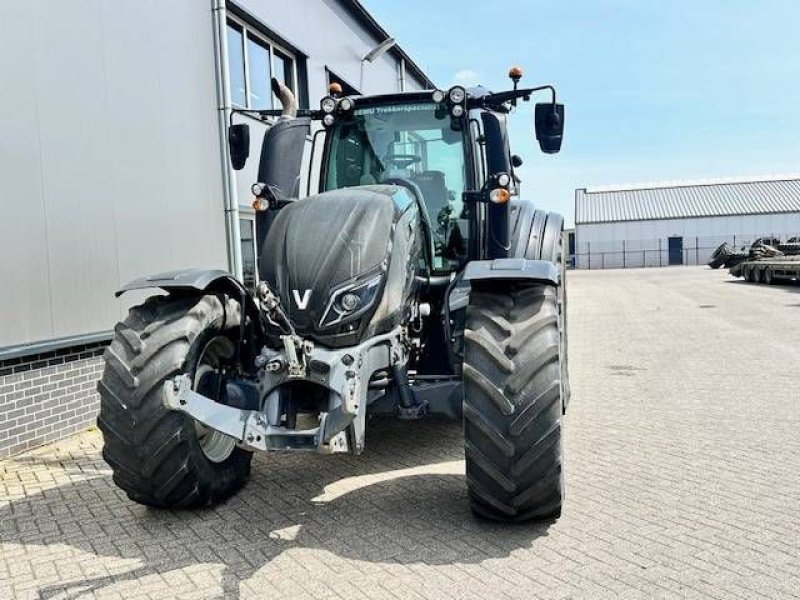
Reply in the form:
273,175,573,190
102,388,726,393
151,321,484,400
328,82,343,97
509,66,524,106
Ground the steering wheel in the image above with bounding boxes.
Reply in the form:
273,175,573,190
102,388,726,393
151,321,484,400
384,154,422,169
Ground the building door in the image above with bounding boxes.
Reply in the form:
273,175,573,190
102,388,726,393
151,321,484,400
668,236,683,265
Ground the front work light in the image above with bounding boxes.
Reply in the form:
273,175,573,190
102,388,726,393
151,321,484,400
448,86,466,104
431,89,445,104
321,96,336,114
322,114,335,127
451,105,465,118
339,97,354,111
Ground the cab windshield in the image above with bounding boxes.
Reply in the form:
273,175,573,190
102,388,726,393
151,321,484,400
324,103,469,270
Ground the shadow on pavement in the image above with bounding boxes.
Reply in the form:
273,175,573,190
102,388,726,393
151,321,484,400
725,278,800,294
1,418,554,599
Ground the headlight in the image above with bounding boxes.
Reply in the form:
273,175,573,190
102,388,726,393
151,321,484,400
320,96,336,114
448,86,466,104
431,89,445,104
339,97,353,111
322,114,335,127
319,274,383,328
451,105,464,118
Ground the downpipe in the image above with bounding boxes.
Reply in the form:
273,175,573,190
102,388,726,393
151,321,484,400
211,0,243,278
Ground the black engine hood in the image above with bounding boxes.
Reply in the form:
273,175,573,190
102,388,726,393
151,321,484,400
259,186,402,340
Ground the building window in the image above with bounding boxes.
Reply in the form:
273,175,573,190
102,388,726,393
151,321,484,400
326,68,359,96
226,17,297,109
239,218,257,292
227,23,247,107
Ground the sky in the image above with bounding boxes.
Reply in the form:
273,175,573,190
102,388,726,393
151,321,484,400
362,0,800,225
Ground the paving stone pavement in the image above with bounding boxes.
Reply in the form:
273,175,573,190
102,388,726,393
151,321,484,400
1,266,799,599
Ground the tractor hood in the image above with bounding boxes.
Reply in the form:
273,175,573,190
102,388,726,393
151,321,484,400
259,185,414,345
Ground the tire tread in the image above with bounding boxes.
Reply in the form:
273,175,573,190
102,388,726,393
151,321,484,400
96,294,251,508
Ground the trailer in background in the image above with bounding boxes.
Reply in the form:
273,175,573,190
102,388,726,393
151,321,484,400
730,256,800,284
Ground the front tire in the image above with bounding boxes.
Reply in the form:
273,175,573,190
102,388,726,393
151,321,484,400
97,293,253,508
463,283,564,521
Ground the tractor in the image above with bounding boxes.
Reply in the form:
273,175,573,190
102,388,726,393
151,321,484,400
97,68,569,521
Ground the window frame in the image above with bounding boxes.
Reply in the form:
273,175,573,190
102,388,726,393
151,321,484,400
238,211,259,292
226,14,299,110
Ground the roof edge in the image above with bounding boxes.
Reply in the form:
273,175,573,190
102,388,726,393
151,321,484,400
338,0,436,89
575,208,800,226
584,173,800,195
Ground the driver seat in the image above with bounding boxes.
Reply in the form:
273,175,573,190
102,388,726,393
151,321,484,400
412,170,449,215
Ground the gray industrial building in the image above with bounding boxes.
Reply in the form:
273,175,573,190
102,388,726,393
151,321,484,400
0,0,432,457
573,176,800,269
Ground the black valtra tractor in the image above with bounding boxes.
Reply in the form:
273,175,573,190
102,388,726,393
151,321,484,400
98,68,570,521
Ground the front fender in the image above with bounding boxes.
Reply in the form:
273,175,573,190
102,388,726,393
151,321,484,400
115,269,235,297
115,269,264,336
462,258,560,286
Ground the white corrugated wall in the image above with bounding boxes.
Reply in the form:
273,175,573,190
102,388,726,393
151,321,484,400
575,213,800,269
0,1,228,348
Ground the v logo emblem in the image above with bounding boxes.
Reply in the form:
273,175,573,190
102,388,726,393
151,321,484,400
292,289,312,310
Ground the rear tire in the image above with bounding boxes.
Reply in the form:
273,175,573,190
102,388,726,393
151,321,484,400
97,293,253,508
463,283,564,522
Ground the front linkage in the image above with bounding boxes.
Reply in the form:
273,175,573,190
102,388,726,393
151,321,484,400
164,280,411,455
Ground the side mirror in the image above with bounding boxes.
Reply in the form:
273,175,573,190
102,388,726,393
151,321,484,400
534,103,564,154
228,123,250,170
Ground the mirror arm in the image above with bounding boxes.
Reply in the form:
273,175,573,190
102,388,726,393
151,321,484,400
471,85,557,112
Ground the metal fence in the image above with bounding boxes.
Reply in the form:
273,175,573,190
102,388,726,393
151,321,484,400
573,232,800,270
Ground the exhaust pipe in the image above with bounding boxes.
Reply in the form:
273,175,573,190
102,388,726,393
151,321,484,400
271,77,297,118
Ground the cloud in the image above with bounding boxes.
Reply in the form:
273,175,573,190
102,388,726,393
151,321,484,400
452,69,480,86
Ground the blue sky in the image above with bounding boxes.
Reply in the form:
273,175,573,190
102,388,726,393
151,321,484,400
362,0,800,225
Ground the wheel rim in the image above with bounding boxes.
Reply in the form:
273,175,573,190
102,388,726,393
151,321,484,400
193,336,237,463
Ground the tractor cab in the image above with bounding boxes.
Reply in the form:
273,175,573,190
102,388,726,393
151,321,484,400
322,96,470,273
